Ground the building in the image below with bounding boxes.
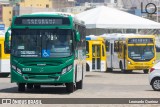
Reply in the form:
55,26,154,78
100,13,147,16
76,0,104,4
55,6,87,14
9,0,21,5
18,0,52,8
14,0,53,16
0,2,13,27
52,0,75,8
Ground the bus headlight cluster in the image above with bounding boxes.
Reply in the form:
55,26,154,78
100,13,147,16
11,65,22,74
128,61,131,64
86,55,89,58
152,61,155,64
61,65,73,75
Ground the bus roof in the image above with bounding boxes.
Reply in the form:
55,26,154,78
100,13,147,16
86,35,104,41
31,12,85,25
100,33,155,41
32,12,75,17
12,12,85,28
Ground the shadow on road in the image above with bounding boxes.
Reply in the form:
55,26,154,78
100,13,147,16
145,90,158,92
86,70,146,75
105,70,146,74
0,86,71,95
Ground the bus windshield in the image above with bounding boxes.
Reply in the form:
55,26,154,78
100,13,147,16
11,29,73,58
128,46,154,61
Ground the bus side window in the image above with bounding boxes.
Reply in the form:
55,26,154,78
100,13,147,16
105,40,110,52
119,42,122,53
114,41,118,52
118,41,120,52
86,41,89,54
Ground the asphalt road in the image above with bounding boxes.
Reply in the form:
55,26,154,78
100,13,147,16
0,70,160,107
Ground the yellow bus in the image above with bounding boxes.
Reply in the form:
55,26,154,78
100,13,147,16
101,34,156,74
0,36,10,77
86,35,106,72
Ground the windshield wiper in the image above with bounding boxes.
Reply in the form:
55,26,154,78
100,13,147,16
45,29,58,50
141,42,149,59
143,42,149,52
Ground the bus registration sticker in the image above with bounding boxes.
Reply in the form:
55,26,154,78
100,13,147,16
42,50,50,57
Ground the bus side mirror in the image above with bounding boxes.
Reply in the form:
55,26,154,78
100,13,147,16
75,31,80,42
4,28,11,54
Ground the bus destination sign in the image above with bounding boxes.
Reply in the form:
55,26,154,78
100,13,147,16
14,17,70,25
128,38,153,44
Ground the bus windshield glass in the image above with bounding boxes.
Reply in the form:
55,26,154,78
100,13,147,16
11,29,73,58
128,46,154,61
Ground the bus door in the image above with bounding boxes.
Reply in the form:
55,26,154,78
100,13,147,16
112,41,119,69
110,43,113,69
92,45,101,71
0,44,1,72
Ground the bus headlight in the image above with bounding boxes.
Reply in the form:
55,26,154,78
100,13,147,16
61,68,67,75
12,65,16,70
61,65,73,75
11,65,22,74
17,68,22,74
128,61,131,64
152,61,155,64
67,65,73,71
86,55,89,58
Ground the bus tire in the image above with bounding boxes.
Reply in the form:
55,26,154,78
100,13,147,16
27,84,33,89
34,85,41,89
143,69,149,74
86,63,90,72
125,70,132,74
76,80,83,89
18,83,25,92
0,73,10,78
76,65,83,89
66,83,74,93
107,68,112,72
120,63,125,73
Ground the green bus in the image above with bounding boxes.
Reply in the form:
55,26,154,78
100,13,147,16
5,12,86,93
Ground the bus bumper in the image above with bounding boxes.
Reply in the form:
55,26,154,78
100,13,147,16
127,64,153,70
11,69,74,84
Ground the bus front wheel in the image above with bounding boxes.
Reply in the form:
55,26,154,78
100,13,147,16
18,83,25,92
34,85,41,89
107,68,112,72
66,83,74,93
143,69,149,74
76,80,83,89
120,63,125,73
27,84,33,89
0,73,10,78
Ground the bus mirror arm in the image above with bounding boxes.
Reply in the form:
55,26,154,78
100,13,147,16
4,27,11,54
